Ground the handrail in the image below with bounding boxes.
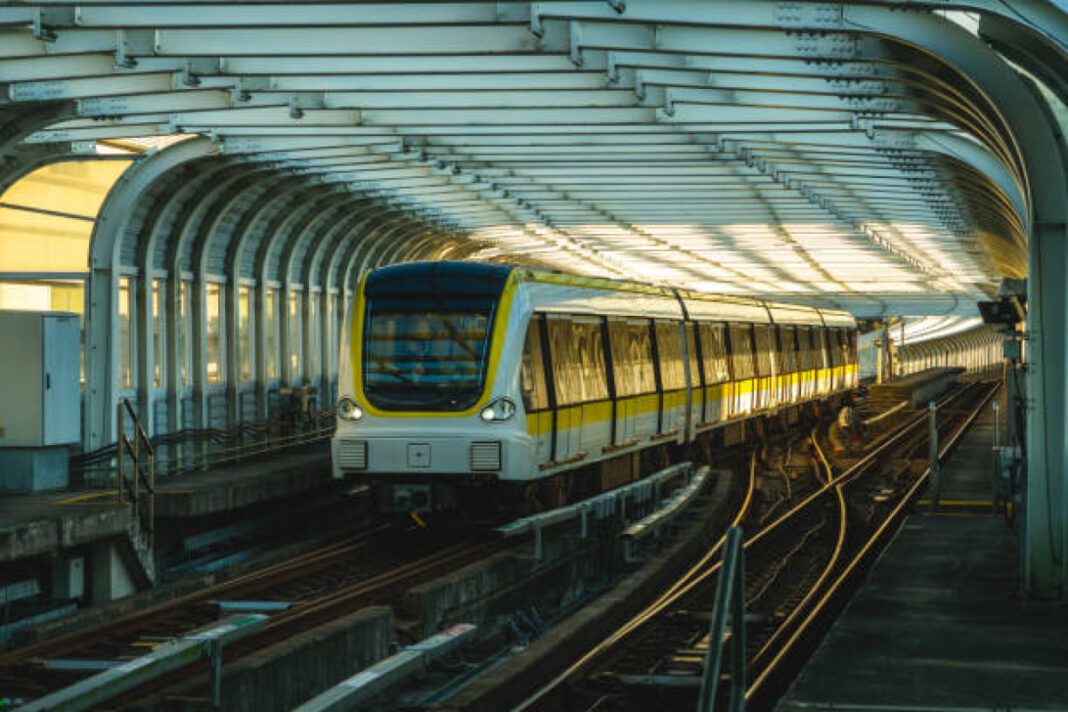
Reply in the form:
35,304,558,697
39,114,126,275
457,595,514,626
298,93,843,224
497,462,694,560
116,398,155,544
121,397,154,457
697,525,746,712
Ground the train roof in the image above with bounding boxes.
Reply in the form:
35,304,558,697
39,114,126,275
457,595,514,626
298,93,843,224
367,261,855,327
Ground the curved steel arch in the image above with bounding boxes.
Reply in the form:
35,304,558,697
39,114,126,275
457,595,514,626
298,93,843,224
85,136,219,448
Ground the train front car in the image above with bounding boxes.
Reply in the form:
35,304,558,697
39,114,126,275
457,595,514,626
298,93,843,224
332,262,531,517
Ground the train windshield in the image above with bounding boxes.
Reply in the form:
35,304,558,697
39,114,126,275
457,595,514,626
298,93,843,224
360,262,510,412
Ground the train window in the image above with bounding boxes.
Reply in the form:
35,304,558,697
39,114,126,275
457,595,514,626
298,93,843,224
803,328,815,373
655,321,686,390
608,319,656,396
700,323,730,384
547,316,609,406
780,326,798,373
363,305,492,411
573,317,609,402
729,323,756,380
827,329,842,368
548,317,580,406
815,328,830,369
754,324,774,377
520,317,548,412
686,323,700,387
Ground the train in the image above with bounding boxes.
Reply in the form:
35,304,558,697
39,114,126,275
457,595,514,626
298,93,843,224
332,262,858,518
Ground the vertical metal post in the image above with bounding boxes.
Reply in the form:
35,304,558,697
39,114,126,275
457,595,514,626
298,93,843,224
928,401,940,513
210,638,223,709
116,402,125,501
993,401,1001,449
728,535,747,712
698,526,745,712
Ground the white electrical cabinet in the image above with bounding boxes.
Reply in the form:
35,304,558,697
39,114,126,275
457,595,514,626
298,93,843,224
0,311,81,447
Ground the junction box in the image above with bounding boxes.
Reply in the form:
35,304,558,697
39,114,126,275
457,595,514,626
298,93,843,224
0,310,80,491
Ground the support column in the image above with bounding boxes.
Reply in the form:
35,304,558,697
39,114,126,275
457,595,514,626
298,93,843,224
1025,219,1067,598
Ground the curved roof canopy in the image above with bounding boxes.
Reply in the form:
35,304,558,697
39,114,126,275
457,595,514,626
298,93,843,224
0,0,1061,316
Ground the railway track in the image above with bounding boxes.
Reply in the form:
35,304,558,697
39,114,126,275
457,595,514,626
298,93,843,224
515,378,1001,712
0,522,499,705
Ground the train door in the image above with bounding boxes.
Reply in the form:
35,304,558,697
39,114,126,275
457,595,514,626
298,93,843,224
754,324,775,411
655,321,686,438
572,316,611,457
816,327,831,395
729,323,756,416
701,323,730,424
799,327,816,400
684,322,701,440
608,318,657,447
547,316,581,462
520,316,552,466
779,326,800,405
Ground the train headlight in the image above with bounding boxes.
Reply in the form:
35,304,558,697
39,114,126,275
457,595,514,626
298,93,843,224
479,397,516,422
337,397,364,422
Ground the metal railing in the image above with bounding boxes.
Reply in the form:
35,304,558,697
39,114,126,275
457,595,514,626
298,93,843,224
117,398,154,545
698,525,747,712
496,462,694,560
77,397,335,488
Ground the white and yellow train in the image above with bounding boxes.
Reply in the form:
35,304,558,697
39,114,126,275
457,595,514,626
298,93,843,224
332,262,858,516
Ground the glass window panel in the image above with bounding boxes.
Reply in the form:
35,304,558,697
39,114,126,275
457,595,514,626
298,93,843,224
152,279,164,388
700,323,731,384
239,286,252,382
179,282,192,387
288,290,302,381
308,292,320,379
118,277,134,390
656,321,686,390
573,317,608,402
686,323,700,387
729,323,755,380
780,326,798,373
206,283,223,384
754,324,774,377
266,288,278,380
0,160,133,273
609,319,654,396
520,317,548,411
815,329,830,369
548,317,580,406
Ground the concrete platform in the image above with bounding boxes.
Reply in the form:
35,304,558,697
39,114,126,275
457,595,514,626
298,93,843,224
778,394,1068,711
153,443,333,518
0,443,333,563
0,491,131,564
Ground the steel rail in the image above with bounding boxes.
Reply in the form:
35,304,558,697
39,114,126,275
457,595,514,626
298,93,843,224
0,522,393,666
514,382,989,710
744,380,1002,703
513,452,757,712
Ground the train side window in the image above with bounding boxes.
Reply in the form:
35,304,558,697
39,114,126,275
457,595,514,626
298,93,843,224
754,324,774,377
686,323,700,387
729,323,755,380
816,328,830,369
520,316,548,411
803,328,815,373
609,319,655,396
827,329,841,368
655,321,686,390
781,326,798,373
572,316,609,402
700,323,730,384
548,316,580,406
